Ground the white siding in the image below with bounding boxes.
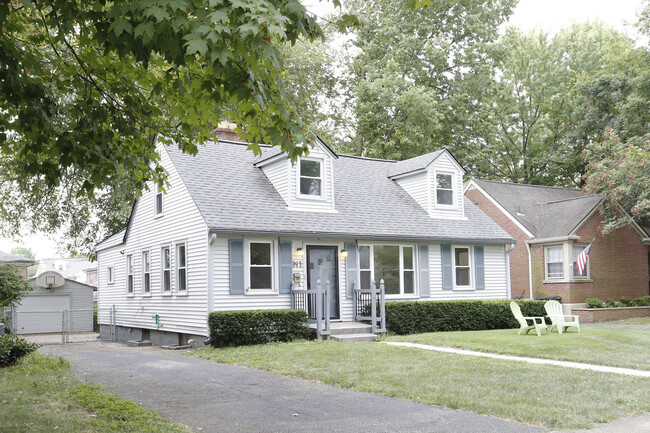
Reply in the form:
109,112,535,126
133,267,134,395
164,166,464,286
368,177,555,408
96,228,126,251
97,143,210,337
212,237,353,320
428,244,508,300
287,146,336,212
394,172,429,210
260,158,290,204
429,153,465,219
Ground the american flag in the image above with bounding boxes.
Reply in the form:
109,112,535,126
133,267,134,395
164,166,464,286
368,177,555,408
575,240,593,276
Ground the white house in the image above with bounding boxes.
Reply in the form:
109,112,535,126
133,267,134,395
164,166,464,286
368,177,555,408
96,135,514,345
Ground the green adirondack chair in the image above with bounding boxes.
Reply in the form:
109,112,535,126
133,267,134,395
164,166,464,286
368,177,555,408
510,301,548,336
544,300,580,334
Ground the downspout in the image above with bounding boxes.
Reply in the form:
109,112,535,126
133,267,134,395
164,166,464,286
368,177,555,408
505,244,515,300
525,241,533,299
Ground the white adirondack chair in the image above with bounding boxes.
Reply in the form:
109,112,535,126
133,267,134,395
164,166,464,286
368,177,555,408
510,301,548,337
544,300,580,334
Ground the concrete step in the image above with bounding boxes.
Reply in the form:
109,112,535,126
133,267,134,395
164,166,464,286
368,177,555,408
127,340,153,347
331,333,377,343
329,323,374,336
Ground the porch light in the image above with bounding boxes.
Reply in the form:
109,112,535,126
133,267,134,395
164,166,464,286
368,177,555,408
296,247,304,256
340,249,348,258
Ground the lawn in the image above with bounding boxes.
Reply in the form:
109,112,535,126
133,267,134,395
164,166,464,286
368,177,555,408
386,325,650,370
190,340,650,430
0,353,189,433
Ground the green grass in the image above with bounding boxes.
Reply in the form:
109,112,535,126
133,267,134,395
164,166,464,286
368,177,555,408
0,353,189,433
190,340,650,430
613,317,650,325
386,326,650,370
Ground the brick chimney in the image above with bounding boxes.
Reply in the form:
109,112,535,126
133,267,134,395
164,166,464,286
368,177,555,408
213,121,243,142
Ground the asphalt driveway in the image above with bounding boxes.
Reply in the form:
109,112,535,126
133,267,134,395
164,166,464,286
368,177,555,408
41,342,543,433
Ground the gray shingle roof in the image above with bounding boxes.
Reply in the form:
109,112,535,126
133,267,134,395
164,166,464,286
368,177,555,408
0,251,35,265
164,141,513,243
387,150,445,178
473,179,600,238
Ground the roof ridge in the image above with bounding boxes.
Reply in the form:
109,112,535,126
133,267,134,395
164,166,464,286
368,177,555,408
543,195,599,205
477,179,580,192
339,154,396,163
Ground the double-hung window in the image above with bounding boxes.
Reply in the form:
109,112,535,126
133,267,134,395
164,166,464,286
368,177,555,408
177,244,187,292
155,181,164,215
299,159,322,196
453,246,471,287
545,246,564,279
359,245,416,296
142,251,151,294
435,172,454,205
249,242,273,291
572,245,589,278
126,254,134,294
162,246,171,293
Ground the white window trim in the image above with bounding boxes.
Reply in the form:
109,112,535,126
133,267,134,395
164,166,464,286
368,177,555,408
544,244,564,280
358,244,419,298
142,250,151,296
176,243,188,295
296,157,326,201
154,181,164,218
433,170,457,209
244,239,278,295
107,266,114,285
452,245,473,290
571,243,591,281
126,254,134,296
161,246,172,295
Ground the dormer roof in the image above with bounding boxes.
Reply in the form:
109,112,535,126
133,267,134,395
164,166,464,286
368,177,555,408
388,149,465,179
253,133,338,167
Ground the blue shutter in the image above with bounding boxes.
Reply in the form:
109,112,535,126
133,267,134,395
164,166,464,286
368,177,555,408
441,244,453,290
344,242,358,299
279,241,293,294
474,246,485,290
418,245,430,298
228,239,244,295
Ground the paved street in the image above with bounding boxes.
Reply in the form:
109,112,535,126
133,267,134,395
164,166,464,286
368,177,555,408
41,342,543,433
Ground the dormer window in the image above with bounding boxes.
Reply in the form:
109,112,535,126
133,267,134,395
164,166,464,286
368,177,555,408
299,159,322,196
436,173,454,206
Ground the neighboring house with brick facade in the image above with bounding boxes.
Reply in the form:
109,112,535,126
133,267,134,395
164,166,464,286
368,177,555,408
465,179,650,305
0,250,35,279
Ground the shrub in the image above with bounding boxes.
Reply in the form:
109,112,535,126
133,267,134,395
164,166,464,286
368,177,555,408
585,297,604,308
633,296,650,307
605,298,617,308
208,309,310,347
384,300,547,335
619,296,633,307
0,335,38,367
93,310,100,332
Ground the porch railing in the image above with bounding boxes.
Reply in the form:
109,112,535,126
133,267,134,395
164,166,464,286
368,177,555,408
291,280,330,339
352,279,386,334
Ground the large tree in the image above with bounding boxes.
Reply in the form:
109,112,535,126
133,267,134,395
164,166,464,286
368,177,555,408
466,23,635,186
0,0,355,254
345,0,517,159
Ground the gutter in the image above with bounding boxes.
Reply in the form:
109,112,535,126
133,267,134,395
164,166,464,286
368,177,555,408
526,235,580,245
209,229,516,245
642,238,650,245
525,242,533,299
505,244,515,300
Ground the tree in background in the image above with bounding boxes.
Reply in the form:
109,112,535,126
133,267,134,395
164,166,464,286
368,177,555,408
9,247,38,278
468,23,634,186
345,0,517,159
0,264,32,308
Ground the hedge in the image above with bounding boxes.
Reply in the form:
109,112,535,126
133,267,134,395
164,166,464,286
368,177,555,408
385,300,547,335
208,309,310,347
0,335,38,367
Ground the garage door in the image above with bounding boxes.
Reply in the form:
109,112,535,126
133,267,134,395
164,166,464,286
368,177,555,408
15,295,71,334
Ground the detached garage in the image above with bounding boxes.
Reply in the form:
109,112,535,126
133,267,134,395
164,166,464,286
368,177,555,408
13,271,94,334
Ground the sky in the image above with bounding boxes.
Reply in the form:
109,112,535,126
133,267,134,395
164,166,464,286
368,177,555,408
1,0,646,260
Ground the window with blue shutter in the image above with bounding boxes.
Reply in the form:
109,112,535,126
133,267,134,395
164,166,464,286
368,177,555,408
344,242,358,299
279,241,292,294
228,239,244,295
441,244,453,290
474,246,485,290
418,245,430,297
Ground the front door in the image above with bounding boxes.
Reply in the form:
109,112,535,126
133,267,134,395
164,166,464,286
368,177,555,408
307,246,340,320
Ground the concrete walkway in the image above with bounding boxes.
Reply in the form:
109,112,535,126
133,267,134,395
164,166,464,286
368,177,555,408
383,342,650,378
41,342,542,433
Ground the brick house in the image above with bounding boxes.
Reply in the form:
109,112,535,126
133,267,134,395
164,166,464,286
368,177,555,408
0,250,35,279
465,180,650,304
